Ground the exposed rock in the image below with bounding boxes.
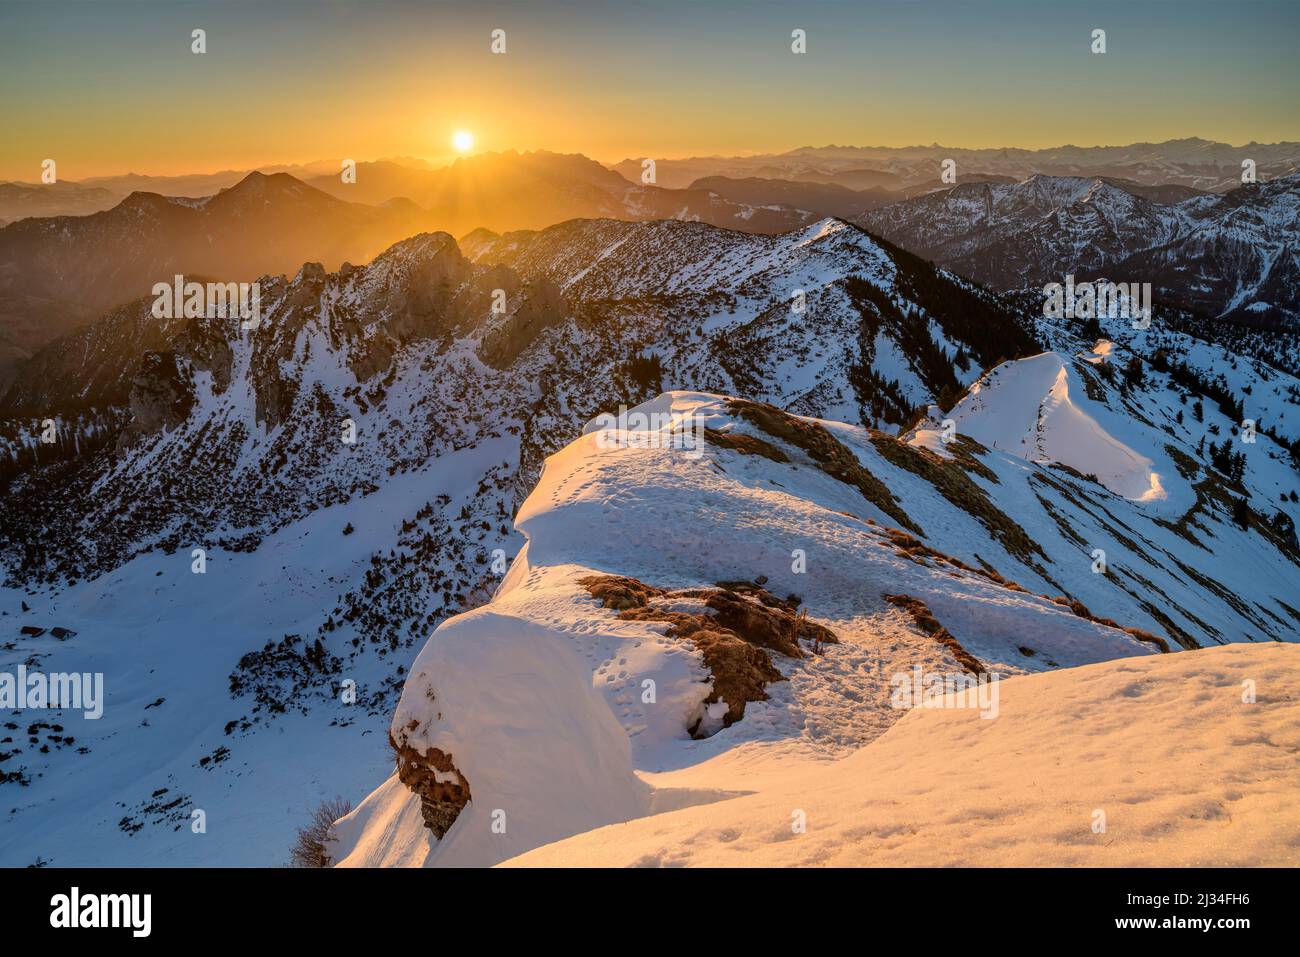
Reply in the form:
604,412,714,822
478,278,566,369
176,315,234,394
344,234,473,382
249,275,316,427
464,263,522,316
298,262,327,284
119,351,194,447
389,734,471,838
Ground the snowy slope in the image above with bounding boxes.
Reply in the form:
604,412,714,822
504,643,1300,867
927,352,1171,504
0,443,513,866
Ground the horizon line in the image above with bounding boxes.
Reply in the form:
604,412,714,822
8,135,1300,185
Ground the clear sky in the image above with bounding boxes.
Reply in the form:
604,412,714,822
1,0,1297,180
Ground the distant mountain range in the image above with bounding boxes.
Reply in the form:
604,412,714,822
0,151,820,232
609,138,1300,192
300,150,817,235
686,176,904,219
0,155,829,383
4,142,1300,390
0,162,344,221
0,181,121,220
0,172,447,383
9,137,1294,223
859,173,1300,328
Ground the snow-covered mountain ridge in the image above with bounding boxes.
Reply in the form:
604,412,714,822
0,217,1038,585
333,388,1299,866
1,215,1296,866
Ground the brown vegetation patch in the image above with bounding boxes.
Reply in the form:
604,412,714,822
289,796,352,868
1275,600,1300,631
715,578,801,610
724,398,922,535
662,616,783,735
945,433,1000,483
1120,627,1173,654
868,431,1044,564
581,574,839,659
1128,599,1194,651
1119,566,1207,650
1073,360,1109,402
581,574,664,611
1171,557,1276,640
686,589,837,657
880,527,1030,593
882,593,985,676
1049,462,1101,486
579,573,840,736
705,428,789,463
1152,455,1280,560
869,527,1171,656
1165,444,1201,481
1043,594,1171,653
1033,492,1089,548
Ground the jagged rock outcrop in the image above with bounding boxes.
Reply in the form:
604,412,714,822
389,735,471,838
477,278,566,369
345,236,473,382
175,316,234,394
120,351,194,446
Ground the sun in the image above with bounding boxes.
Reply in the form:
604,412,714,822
452,130,474,153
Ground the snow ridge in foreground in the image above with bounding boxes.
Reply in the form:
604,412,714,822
332,390,1254,868
506,643,1300,867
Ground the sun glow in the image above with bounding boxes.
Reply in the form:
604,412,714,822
452,130,475,152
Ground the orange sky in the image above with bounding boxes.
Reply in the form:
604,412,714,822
2,0,1297,181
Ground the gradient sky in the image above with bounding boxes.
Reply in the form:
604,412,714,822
1,0,1297,181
